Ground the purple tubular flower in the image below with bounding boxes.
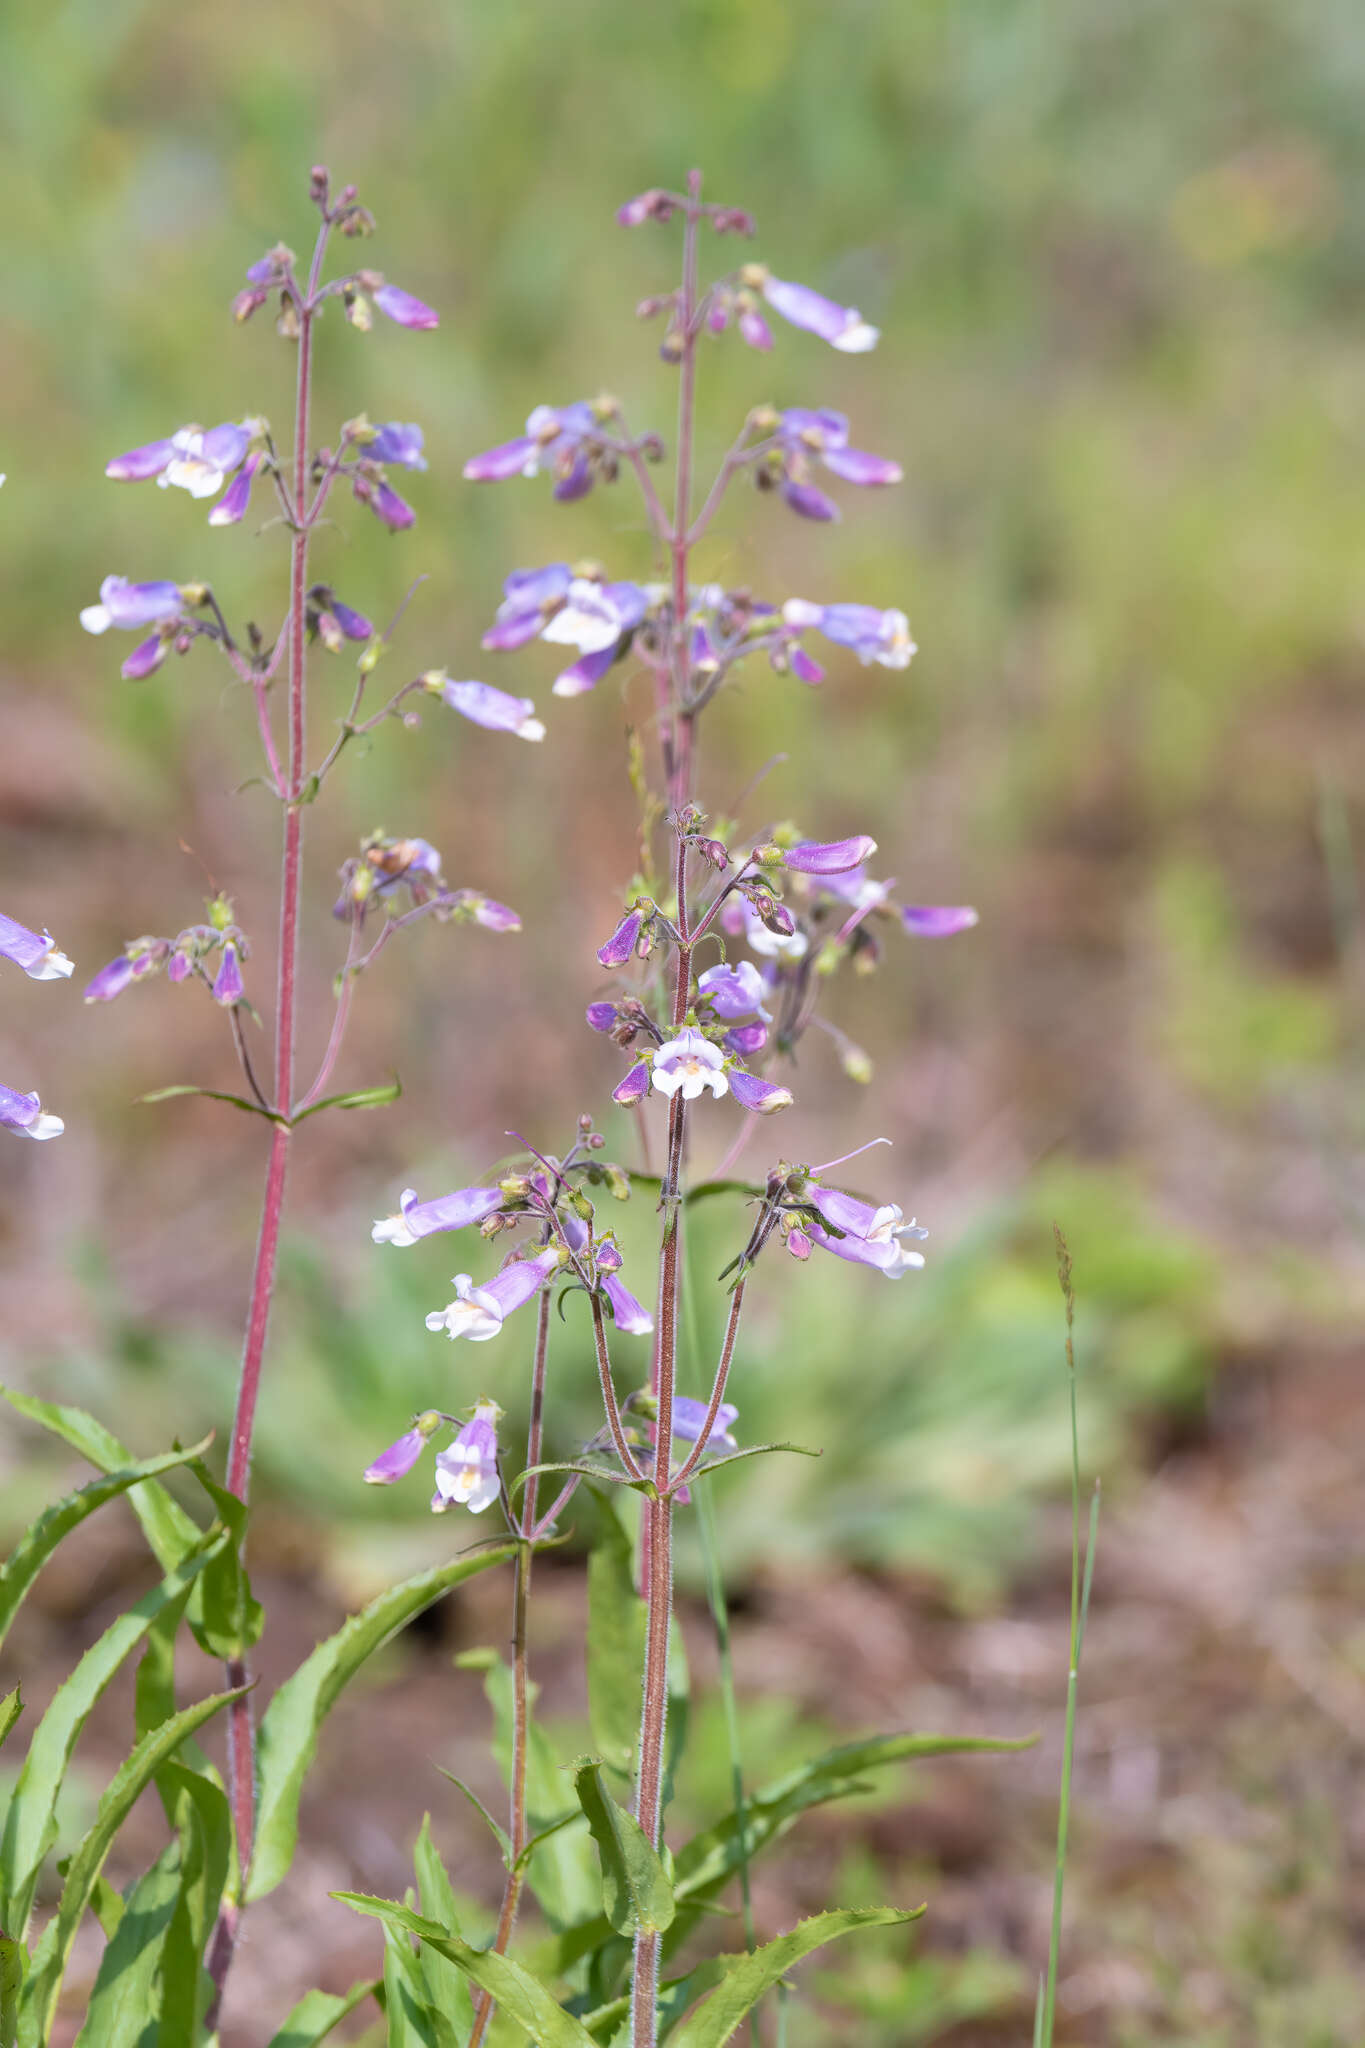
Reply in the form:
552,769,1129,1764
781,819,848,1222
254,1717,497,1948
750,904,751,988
901,905,979,937
80,577,184,635
364,1410,442,1484
586,1002,618,1033
369,422,427,470
0,910,73,981
553,452,593,502
781,480,840,522
788,644,825,686
816,603,915,668
374,283,439,330
425,1246,564,1342
782,836,878,876
738,307,773,351
330,598,373,641
602,1272,653,1335
106,437,178,482
760,275,879,353
472,897,521,933
482,564,574,647
373,1183,505,1247
821,446,903,487
540,578,644,656
211,941,243,1006
83,953,141,1002
0,1084,63,1141
697,961,769,1021
671,1395,738,1453
437,677,545,742
597,908,643,968
786,1227,813,1261
208,451,261,527
168,950,192,983
357,478,416,531
432,1401,502,1513
652,1029,729,1102
613,1061,650,1106
553,642,620,698
464,436,540,483
121,634,170,681
723,1022,768,1057
776,409,901,490
806,1217,926,1279
727,1068,794,1115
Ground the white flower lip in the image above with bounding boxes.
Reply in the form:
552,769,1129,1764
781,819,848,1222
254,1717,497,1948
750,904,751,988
650,1029,730,1102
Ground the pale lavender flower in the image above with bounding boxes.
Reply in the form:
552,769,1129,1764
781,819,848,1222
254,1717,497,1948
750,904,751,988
777,836,878,876
738,306,773,351
757,273,879,352
320,597,373,643
723,1021,767,1057
782,599,916,670
671,1395,739,1453
80,577,185,635
369,422,427,470
901,905,979,937
697,961,769,1021
121,633,171,681
786,1227,813,1261
430,675,546,742
374,283,439,330
541,578,647,655
425,1245,565,1342
727,1068,793,1115
805,1210,927,1278
211,941,244,1006
597,907,644,967
83,949,161,1002
471,896,521,933
373,1183,505,1247
586,1001,618,1032
552,644,622,697
0,1084,63,1141
781,479,839,523
104,437,178,482
617,188,675,227
364,1409,442,1483
208,451,262,527
464,402,597,495
432,1400,502,1513
651,1029,728,1102
482,565,574,648
613,1061,650,1106
106,419,256,498
602,1272,653,1335
0,911,73,982
775,409,901,489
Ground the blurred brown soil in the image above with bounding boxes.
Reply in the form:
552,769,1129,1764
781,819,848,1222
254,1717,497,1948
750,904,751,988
11,1340,1364,2048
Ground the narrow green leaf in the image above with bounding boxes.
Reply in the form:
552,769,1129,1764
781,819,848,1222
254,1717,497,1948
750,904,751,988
0,1692,21,1754
0,1533,225,1938
0,1436,214,1658
574,1760,675,1937
263,1978,379,2048
670,1442,820,1492
383,1923,459,2048
137,1082,284,1122
185,1461,264,1658
291,1075,401,1123
586,1493,647,1781
669,1907,924,2048
247,1543,517,1902
412,1816,473,2037
0,1933,22,2048
70,1842,181,2048
334,1895,598,2048
17,1685,242,2048
155,1764,232,2045
513,1460,657,1499
512,1808,583,1875
0,1391,203,1580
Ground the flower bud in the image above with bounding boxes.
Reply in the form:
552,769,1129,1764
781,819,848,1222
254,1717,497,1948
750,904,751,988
698,839,730,871
613,1062,650,1107
232,287,268,324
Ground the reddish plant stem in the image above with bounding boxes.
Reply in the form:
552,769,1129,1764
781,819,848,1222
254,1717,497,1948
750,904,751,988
211,224,326,2013
669,1278,747,1492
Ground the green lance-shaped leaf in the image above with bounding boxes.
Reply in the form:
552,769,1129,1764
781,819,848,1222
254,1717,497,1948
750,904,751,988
155,1763,233,2045
0,1434,213,1658
412,1815,474,2037
1,1391,203,1577
667,1907,924,2048
137,1082,285,1122
247,1543,517,1903
263,1978,379,2048
0,1691,21,1754
382,1922,461,2048
290,1074,402,1123
0,1531,226,1938
586,1491,647,1782
463,1648,598,1931
334,1895,599,2048
17,1685,242,2048
573,1759,675,1938
69,1841,182,2048
0,1932,22,2048
185,1458,264,1659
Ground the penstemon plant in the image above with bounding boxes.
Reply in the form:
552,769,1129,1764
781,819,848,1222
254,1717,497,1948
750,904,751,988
0,168,1029,2048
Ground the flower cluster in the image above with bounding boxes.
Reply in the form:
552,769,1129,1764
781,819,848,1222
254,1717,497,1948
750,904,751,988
84,896,251,1010
1,907,72,1142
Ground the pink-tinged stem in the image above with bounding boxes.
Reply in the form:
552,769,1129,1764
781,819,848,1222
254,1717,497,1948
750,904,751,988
210,220,327,2018
669,1278,746,1492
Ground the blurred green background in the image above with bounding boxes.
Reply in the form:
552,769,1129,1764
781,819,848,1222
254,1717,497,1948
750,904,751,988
2,1,1363,2041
